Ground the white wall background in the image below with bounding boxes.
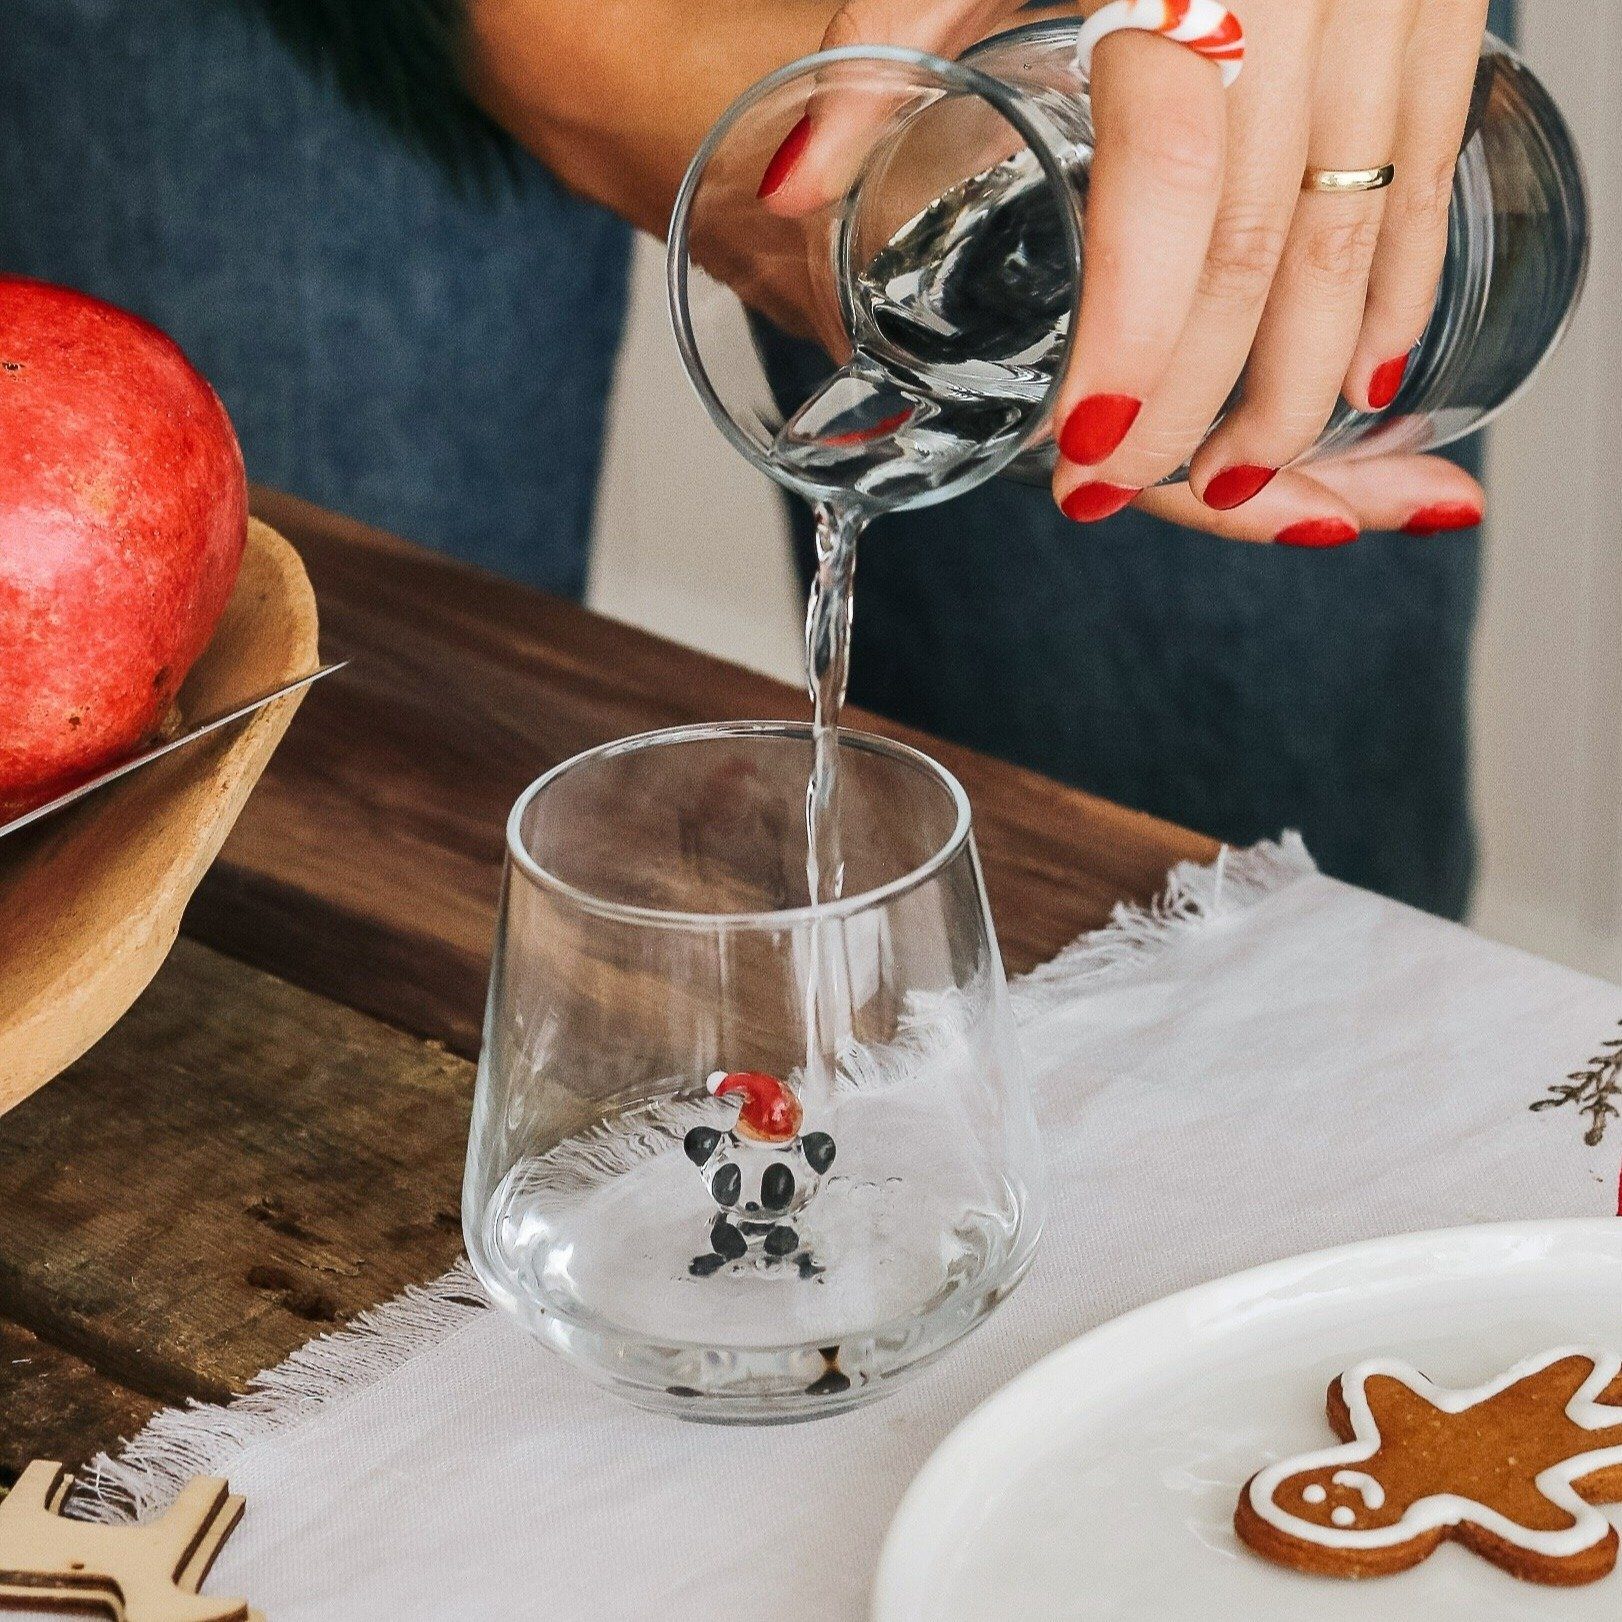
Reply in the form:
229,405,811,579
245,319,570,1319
589,15,1622,980
589,246,799,684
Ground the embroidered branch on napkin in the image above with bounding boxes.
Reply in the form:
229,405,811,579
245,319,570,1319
1532,1024,1622,1145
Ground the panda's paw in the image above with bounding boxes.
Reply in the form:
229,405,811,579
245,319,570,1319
710,1216,748,1261
688,1252,727,1278
763,1225,799,1258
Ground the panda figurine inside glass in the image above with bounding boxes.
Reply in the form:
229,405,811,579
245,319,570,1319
684,1071,837,1278
465,722,1044,1420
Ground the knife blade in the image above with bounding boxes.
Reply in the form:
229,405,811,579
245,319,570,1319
0,661,347,841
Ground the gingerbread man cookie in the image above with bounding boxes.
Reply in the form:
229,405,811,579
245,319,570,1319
1235,1349,1622,1585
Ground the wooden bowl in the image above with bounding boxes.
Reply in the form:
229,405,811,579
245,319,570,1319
0,519,318,1112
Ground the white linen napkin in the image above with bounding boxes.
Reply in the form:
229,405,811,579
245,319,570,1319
68,839,1622,1620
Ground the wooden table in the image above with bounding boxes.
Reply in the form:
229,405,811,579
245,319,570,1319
0,490,1215,1483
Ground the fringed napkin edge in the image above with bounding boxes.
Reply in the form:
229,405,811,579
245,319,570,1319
69,831,1316,1524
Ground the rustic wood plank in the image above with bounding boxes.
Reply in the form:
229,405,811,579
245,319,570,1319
0,939,471,1471
188,490,1215,1056
0,1322,159,1483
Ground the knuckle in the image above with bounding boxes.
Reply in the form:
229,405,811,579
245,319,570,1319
1377,284,1444,341
1298,215,1383,285
820,0,969,51
1261,403,1336,464
1116,107,1224,196
821,2,887,49
1130,410,1217,472
1198,212,1289,306
1392,155,1459,234
1106,444,1183,487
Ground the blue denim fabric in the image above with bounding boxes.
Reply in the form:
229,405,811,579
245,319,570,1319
0,0,630,595
766,425,1482,915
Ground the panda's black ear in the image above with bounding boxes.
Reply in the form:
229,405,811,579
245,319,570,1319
802,1131,836,1173
684,1126,721,1165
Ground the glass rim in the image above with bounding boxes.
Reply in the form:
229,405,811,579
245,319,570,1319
504,720,975,931
665,41,1083,511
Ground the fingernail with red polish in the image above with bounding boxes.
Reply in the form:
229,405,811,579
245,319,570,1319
1367,354,1409,411
1058,394,1141,465
1276,518,1360,549
1061,481,1140,524
1203,464,1276,511
1404,501,1483,535
758,115,812,200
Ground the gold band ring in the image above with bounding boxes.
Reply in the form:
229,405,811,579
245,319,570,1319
1303,163,1396,195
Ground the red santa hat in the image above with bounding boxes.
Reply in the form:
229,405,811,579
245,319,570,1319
706,1070,803,1144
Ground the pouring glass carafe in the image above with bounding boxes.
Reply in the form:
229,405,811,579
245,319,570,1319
669,23,1588,514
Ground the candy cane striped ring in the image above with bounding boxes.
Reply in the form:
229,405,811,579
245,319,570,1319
1076,0,1246,89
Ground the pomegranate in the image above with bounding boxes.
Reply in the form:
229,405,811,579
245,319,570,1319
0,278,246,818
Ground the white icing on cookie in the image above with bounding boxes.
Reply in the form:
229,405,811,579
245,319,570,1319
1246,1347,1622,1557
1331,1469,1385,1509
1301,1484,1326,1504
1331,1506,1356,1527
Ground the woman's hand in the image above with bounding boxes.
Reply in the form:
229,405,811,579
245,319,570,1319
771,0,1490,544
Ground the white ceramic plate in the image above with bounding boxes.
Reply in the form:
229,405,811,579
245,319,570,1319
873,1219,1622,1620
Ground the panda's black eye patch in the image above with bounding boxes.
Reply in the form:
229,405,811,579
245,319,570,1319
684,1126,720,1166
711,1163,742,1207
761,1163,795,1211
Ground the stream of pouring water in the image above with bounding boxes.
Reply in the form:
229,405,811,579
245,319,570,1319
781,153,1071,1112
800,497,865,1109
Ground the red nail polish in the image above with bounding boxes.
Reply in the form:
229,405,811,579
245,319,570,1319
1276,518,1360,549
1058,394,1141,465
1203,464,1276,511
1367,354,1409,411
1061,481,1140,523
1403,501,1483,536
823,408,914,447
758,115,812,200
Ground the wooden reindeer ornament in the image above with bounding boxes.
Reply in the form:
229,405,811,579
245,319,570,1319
0,1461,261,1621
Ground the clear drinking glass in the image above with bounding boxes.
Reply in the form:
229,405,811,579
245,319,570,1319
668,25,1587,510
463,722,1043,1422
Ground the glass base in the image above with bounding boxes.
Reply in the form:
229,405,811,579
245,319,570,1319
472,1236,1036,1424
466,1091,1040,1422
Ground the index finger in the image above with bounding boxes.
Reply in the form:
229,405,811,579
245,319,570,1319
1052,30,1228,470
